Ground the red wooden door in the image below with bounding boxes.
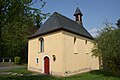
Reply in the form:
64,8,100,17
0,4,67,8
44,57,49,74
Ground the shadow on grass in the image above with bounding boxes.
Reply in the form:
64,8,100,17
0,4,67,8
0,75,61,80
1,70,120,80
89,70,120,78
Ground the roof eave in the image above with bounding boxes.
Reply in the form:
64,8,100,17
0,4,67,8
28,28,93,40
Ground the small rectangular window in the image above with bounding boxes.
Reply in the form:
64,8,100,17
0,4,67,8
85,40,87,44
36,57,39,64
74,37,78,54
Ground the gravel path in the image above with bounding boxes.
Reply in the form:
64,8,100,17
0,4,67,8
0,62,15,67
0,65,26,72
0,62,26,72
0,63,42,76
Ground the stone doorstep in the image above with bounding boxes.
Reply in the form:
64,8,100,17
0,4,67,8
17,74,24,76
11,73,18,75
11,73,24,76
0,72,44,76
0,72,24,76
0,72,12,75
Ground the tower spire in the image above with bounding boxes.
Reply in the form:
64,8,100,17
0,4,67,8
74,7,83,25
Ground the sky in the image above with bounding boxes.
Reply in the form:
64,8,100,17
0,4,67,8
32,0,120,36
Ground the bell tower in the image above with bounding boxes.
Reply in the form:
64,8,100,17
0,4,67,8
74,7,83,25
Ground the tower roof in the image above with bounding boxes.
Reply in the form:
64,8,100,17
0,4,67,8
29,12,93,39
74,7,83,16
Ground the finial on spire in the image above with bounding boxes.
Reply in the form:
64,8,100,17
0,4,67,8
76,3,79,6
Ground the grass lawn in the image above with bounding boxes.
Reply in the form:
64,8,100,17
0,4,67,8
0,68,120,80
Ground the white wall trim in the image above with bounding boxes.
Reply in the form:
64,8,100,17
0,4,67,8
42,55,51,74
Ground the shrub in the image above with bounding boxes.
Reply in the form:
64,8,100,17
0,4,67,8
14,56,21,65
92,24,120,76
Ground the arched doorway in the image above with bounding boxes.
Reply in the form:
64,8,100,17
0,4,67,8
44,57,50,74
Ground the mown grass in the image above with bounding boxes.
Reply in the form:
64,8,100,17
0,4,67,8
0,68,120,80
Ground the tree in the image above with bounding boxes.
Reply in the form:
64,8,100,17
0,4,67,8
0,0,49,62
92,21,120,76
116,19,120,28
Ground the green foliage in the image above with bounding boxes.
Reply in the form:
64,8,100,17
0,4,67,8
0,0,49,27
0,0,49,62
14,56,21,65
92,22,120,76
116,19,120,28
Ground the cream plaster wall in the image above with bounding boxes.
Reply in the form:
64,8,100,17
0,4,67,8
28,30,99,76
63,31,99,76
28,31,64,76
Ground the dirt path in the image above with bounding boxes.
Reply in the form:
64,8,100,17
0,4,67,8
0,62,15,67
0,65,26,72
0,63,26,72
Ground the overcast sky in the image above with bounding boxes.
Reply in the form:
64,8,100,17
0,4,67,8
32,0,120,37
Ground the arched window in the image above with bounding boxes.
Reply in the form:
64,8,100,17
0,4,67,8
39,37,44,52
